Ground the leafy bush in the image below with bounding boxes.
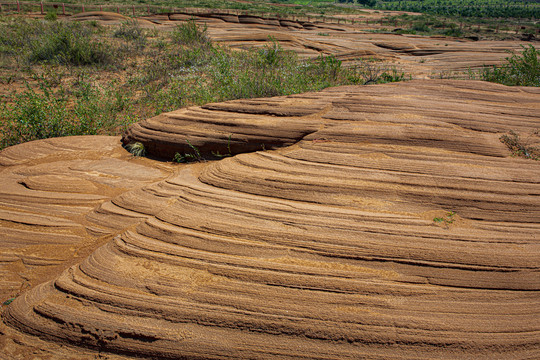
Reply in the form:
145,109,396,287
478,45,540,87
0,84,70,148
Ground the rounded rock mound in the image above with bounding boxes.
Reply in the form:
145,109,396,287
1,80,540,359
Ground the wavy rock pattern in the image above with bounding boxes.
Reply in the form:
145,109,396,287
0,136,173,314
2,80,540,359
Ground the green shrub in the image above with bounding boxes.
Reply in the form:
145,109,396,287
0,19,113,67
1,84,70,148
478,45,540,87
0,79,133,149
172,20,209,45
44,10,57,21
257,38,285,67
113,20,147,49
29,22,112,66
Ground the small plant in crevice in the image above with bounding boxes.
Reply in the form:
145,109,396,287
499,130,539,160
2,297,15,306
126,142,146,157
172,139,204,163
433,211,456,227
2,279,29,307
211,134,233,159
347,58,406,85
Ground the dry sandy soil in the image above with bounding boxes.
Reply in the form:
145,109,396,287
0,11,539,360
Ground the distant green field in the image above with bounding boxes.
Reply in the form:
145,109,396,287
376,0,540,19
52,0,363,16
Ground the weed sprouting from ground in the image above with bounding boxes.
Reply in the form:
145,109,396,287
433,211,456,227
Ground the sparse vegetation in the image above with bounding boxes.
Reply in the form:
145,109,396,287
0,18,407,150
113,19,147,49
380,10,538,41
0,79,132,149
500,130,539,160
35,0,367,18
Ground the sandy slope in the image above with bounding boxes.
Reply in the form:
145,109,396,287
1,80,539,359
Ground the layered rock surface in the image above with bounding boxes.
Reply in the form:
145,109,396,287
1,80,540,359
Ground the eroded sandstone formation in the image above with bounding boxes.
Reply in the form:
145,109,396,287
1,80,539,359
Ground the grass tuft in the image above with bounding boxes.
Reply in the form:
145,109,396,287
126,142,146,157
